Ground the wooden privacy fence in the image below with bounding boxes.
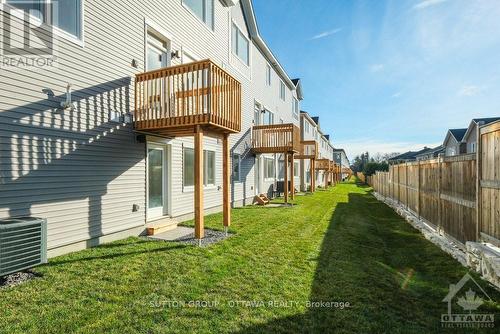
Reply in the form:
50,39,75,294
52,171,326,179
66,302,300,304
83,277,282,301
371,121,500,246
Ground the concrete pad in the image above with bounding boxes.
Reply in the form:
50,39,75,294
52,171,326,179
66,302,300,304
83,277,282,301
147,226,194,241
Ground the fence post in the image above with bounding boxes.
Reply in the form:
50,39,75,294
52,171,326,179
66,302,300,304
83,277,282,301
405,162,409,210
417,160,421,220
476,126,481,242
437,155,442,235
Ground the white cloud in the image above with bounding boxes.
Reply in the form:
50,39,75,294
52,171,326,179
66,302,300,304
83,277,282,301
334,138,441,161
370,64,385,73
391,92,402,98
458,85,482,97
310,28,342,40
413,0,448,10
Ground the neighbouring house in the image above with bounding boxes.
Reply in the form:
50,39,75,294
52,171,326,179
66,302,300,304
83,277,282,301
0,0,342,257
443,129,467,156
388,147,433,164
333,149,350,180
462,117,500,154
299,111,320,192
416,145,445,161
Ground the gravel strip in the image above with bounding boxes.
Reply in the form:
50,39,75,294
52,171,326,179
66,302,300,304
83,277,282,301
173,228,233,247
0,271,40,289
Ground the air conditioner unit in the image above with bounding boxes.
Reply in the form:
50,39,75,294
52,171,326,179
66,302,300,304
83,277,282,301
0,217,48,277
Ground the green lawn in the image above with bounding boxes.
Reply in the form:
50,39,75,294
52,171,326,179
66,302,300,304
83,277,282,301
0,179,498,333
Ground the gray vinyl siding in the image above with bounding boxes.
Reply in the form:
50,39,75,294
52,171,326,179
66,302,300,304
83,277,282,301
0,0,298,254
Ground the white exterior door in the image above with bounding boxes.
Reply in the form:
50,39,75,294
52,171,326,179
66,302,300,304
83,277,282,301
146,33,170,71
147,143,168,220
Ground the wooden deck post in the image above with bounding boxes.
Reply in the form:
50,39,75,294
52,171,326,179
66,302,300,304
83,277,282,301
194,125,204,239
222,133,230,228
290,154,295,200
284,153,289,203
310,159,315,192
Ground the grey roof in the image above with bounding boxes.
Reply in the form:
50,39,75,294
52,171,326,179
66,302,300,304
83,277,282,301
311,117,320,125
415,145,445,158
389,147,432,161
472,117,500,125
324,134,330,140
291,78,300,86
449,128,467,141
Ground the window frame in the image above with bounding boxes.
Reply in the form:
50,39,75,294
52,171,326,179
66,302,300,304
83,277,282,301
264,157,275,180
266,63,272,86
182,147,216,191
2,0,85,46
292,97,299,120
231,21,250,66
182,0,214,31
280,80,286,101
294,162,299,177
232,153,241,182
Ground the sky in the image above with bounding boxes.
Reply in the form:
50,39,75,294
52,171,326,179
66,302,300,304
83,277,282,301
252,0,500,160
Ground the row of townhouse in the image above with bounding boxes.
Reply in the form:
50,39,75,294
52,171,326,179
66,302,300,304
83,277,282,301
388,117,500,163
0,0,341,257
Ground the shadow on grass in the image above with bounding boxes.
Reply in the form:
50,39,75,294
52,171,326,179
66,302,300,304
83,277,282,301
47,242,187,266
235,190,500,334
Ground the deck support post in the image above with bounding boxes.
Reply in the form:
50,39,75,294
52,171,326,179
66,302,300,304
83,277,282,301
290,153,295,200
194,125,204,240
324,170,328,188
284,152,289,203
311,159,315,192
222,133,231,229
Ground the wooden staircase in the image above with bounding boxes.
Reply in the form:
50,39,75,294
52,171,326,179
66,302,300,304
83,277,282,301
254,194,270,206
146,217,179,236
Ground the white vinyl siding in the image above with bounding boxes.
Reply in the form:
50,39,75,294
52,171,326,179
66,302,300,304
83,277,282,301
231,23,249,65
266,64,272,86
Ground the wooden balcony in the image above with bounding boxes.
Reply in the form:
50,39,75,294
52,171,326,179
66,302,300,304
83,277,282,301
315,159,331,170
134,59,241,137
295,140,318,159
251,124,301,154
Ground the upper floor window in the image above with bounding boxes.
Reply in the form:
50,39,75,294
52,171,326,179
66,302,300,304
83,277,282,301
262,109,274,125
6,0,83,40
280,81,286,101
232,23,249,65
304,121,309,133
292,98,299,120
266,64,272,86
183,0,214,30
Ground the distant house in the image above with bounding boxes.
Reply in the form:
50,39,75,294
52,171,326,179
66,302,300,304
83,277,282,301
443,129,467,156
416,145,445,161
388,147,432,164
462,118,500,153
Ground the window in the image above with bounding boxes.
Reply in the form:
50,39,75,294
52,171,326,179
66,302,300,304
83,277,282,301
183,148,195,187
262,109,274,125
7,0,83,40
232,23,249,65
183,0,214,30
294,162,299,177
264,158,275,179
266,64,272,86
305,121,310,134
292,98,299,120
278,160,284,180
183,148,215,187
232,154,241,182
280,81,286,101
204,150,215,186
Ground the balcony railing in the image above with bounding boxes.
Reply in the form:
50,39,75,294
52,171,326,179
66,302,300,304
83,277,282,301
251,123,301,154
134,59,241,136
296,140,318,159
315,159,331,170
